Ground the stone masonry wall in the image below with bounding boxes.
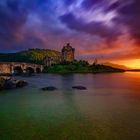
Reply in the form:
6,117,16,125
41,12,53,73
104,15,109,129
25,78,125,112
0,64,11,74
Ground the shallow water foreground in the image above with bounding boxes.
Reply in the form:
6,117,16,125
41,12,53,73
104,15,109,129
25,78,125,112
0,72,140,140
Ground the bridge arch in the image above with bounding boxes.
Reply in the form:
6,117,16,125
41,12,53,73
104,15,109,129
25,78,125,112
0,62,43,75
13,66,23,75
26,67,35,74
36,67,41,73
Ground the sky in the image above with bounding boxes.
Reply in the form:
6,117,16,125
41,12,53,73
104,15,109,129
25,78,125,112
0,0,140,68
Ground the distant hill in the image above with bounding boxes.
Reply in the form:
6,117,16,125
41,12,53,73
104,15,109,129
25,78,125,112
103,62,130,70
0,49,60,64
127,69,140,72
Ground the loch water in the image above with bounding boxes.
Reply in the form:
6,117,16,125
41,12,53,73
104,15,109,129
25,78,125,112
0,72,140,140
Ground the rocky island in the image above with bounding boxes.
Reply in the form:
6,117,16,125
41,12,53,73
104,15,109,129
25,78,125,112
44,60,125,74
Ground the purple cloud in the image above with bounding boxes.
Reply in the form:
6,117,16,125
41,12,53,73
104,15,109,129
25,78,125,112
60,12,121,41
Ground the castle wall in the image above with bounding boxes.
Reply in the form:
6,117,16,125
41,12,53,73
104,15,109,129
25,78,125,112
62,50,75,62
61,44,75,62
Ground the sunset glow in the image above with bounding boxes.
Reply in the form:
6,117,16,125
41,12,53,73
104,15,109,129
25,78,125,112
116,59,140,69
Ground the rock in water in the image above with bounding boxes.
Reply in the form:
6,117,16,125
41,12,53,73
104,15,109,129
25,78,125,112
41,86,58,91
0,77,28,90
72,86,87,90
4,79,17,89
0,77,5,90
16,80,28,88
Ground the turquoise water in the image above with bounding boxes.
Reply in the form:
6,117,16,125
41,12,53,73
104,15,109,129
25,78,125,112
0,72,140,140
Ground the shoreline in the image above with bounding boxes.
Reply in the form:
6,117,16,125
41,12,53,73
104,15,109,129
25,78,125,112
0,70,126,76
44,70,125,74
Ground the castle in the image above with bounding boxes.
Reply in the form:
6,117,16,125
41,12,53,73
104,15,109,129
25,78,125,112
44,43,75,66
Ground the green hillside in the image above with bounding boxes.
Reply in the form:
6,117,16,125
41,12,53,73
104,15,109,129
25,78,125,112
44,60,125,73
0,49,60,64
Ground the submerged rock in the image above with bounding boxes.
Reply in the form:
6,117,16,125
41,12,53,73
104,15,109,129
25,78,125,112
41,86,58,91
72,86,87,90
4,79,17,89
16,80,28,88
0,77,28,90
0,77,6,90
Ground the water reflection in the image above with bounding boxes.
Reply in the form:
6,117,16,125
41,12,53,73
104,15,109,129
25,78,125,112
60,74,75,90
0,72,140,140
60,74,79,118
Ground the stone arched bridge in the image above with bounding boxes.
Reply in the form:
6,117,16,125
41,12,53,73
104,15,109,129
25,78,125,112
0,62,43,75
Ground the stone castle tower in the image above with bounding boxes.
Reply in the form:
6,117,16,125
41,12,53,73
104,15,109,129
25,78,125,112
62,43,75,62
43,43,75,66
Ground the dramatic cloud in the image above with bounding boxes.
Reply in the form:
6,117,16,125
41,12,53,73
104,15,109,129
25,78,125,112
59,12,121,41
116,0,140,43
0,0,139,67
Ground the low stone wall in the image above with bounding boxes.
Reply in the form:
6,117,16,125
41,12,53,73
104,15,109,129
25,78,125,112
0,62,43,75
0,64,11,74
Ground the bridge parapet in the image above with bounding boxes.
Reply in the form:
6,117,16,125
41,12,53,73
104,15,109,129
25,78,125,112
0,62,43,74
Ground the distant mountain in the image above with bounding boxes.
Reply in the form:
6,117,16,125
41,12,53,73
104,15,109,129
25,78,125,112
103,62,130,70
0,49,60,64
127,69,140,72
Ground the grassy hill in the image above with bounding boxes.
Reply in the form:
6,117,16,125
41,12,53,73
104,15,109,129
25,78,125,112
0,49,60,64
